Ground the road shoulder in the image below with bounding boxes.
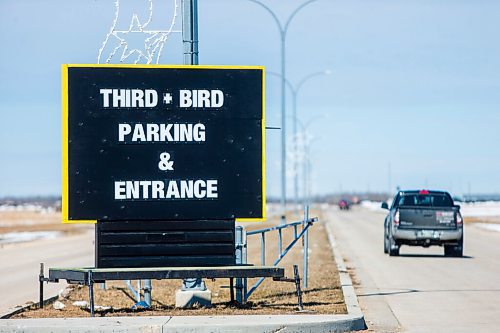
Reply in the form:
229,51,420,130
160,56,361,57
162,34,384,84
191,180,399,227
325,208,401,332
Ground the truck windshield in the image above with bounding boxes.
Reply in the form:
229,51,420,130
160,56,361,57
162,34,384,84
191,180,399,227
398,194,453,207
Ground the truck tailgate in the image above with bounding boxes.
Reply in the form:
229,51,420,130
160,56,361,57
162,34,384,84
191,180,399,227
399,207,457,229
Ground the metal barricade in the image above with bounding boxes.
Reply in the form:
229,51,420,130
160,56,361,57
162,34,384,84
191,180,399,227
240,206,317,301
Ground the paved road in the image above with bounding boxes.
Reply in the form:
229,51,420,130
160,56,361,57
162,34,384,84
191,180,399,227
0,229,94,315
325,206,500,333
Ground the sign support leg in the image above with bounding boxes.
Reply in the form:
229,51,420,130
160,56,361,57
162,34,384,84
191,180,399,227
88,270,95,317
39,263,44,309
293,264,304,311
235,225,246,303
144,279,152,307
229,278,235,302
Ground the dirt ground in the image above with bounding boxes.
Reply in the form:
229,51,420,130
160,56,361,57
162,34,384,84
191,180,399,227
464,216,500,224
0,211,86,235
10,207,347,318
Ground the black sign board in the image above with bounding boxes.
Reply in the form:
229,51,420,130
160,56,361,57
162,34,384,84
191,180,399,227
95,220,236,268
62,65,265,223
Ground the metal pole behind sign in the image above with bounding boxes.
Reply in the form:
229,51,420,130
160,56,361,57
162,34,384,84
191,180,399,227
140,0,202,303
180,0,204,294
293,90,299,214
182,0,199,65
280,34,287,225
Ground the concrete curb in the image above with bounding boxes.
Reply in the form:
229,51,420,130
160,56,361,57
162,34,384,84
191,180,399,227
164,314,363,332
0,316,167,333
1,222,366,333
325,221,366,329
0,314,363,333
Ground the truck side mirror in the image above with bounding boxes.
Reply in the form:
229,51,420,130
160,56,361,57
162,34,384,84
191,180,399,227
454,204,461,210
381,202,389,210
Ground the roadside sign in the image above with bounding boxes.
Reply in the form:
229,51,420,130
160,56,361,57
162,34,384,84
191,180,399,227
62,64,265,223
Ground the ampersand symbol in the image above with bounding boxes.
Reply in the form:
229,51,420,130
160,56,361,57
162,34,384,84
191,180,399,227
158,152,174,171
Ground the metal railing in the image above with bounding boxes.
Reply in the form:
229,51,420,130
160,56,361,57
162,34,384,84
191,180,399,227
236,206,317,301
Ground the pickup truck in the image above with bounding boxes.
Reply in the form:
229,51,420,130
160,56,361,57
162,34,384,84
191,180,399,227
382,190,463,257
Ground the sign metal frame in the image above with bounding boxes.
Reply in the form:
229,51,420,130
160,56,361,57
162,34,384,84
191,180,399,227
61,64,266,224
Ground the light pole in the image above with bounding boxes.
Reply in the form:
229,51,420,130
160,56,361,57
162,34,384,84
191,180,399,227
267,70,330,212
247,0,319,224
292,117,325,206
291,117,322,289
179,0,205,298
303,136,321,207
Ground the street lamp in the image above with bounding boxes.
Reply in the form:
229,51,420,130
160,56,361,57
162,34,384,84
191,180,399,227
289,117,323,289
247,0,319,224
292,116,325,206
267,70,330,211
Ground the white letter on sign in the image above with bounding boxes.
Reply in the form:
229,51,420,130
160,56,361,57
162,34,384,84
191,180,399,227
100,89,112,107
179,90,192,107
115,181,126,199
207,180,218,198
194,180,206,198
118,124,132,141
131,90,145,107
211,90,224,107
145,90,158,107
198,90,210,107
193,123,205,141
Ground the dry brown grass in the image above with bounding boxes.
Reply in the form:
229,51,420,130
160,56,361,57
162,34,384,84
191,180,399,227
464,216,500,224
0,211,86,235
12,207,347,318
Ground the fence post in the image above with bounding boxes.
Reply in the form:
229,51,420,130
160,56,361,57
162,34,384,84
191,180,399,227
235,225,245,303
293,264,304,311
243,229,248,301
278,229,283,258
261,233,266,265
303,205,309,289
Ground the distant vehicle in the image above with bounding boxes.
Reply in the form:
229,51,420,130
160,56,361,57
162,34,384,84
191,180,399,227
338,199,350,210
382,190,463,257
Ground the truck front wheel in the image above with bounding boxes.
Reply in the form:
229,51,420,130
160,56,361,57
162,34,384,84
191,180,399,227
384,229,389,254
388,233,400,256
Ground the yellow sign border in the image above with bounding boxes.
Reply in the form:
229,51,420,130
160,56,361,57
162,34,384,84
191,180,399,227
62,64,266,224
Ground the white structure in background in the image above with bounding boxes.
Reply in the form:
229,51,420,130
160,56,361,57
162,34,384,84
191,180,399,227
0,231,62,245
98,0,180,64
459,201,500,218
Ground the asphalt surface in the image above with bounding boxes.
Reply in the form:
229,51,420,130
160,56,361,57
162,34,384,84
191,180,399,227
0,230,94,315
325,206,500,333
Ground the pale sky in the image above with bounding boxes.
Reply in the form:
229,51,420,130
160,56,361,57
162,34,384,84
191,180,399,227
1,0,500,198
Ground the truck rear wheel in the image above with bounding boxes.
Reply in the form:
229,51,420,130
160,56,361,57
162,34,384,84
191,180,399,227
444,238,463,257
388,234,399,256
